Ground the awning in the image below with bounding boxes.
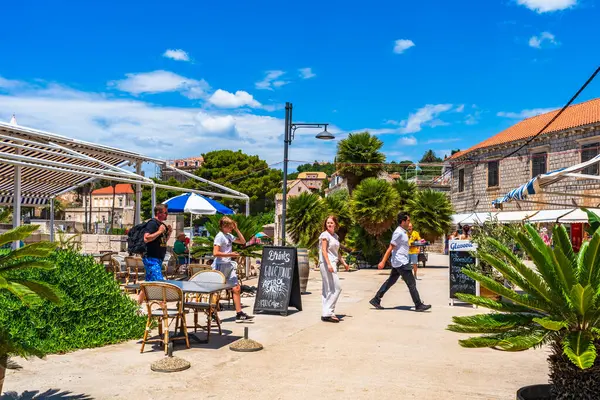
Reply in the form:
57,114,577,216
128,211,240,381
556,208,600,223
492,153,600,207
526,209,575,223
451,212,497,225
496,210,539,223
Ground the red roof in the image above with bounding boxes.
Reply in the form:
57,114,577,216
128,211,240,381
91,184,134,195
451,98,600,159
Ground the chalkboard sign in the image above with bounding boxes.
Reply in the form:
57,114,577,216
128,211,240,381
449,240,478,306
254,246,302,315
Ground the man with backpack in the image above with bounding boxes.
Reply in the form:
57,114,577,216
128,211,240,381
136,204,172,304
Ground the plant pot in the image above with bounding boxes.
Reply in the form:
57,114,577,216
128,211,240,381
516,384,551,400
296,248,310,294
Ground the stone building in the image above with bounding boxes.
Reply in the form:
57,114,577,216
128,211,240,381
449,98,600,214
296,171,328,192
65,183,136,227
160,156,204,182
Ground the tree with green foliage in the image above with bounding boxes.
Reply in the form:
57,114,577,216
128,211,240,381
0,225,62,393
448,225,600,399
393,178,417,211
405,189,452,242
195,150,282,214
418,150,443,180
296,162,336,176
350,178,400,236
285,192,327,248
336,132,386,193
0,208,11,223
325,190,352,242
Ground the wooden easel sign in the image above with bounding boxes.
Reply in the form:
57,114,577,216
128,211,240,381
449,240,479,308
253,246,302,316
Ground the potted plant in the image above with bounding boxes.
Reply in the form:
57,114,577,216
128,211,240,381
448,224,600,399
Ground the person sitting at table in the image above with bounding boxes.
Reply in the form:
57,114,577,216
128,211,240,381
408,223,422,279
173,232,189,265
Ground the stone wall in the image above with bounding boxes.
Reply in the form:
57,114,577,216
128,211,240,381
451,126,600,214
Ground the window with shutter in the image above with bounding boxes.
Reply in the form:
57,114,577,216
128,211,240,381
531,152,547,178
458,169,465,192
488,161,499,187
581,143,599,175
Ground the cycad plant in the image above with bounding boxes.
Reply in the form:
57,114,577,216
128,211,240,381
448,224,600,398
325,190,352,242
350,178,400,236
405,189,453,242
0,225,62,393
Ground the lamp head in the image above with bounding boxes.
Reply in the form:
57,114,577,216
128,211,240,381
315,126,335,140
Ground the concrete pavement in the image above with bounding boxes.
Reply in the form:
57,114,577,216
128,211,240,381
4,254,549,399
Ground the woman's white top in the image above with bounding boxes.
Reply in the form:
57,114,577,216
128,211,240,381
319,230,340,266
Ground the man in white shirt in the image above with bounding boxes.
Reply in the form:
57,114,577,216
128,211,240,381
369,213,431,312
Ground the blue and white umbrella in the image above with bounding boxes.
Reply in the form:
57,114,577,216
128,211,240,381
162,193,234,264
163,192,234,215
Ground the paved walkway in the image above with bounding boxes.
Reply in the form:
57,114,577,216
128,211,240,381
4,254,548,399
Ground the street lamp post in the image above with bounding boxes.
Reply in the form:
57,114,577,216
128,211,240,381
280,102,334,246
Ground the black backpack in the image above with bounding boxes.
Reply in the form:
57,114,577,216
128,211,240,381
127,220,153,255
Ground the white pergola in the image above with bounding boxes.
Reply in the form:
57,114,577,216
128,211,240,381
0,120,249,245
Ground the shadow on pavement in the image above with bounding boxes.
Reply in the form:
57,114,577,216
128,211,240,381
1,389,93,400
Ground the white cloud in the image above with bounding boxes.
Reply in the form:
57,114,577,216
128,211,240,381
255,70,288,90
516,0,576,13
298,68,316,79
465,114,479,125
529,31,558,48
399,136,417,146
109,70,210,99
0,77,339,167
163,49,190,62
425,138,460,144
393,39,415,54
497,107,556,119
400,104,453,134
208,89,261,108
0,76,23,89
455,104,465,113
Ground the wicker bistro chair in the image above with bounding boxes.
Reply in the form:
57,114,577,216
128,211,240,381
125,256,145,284
140,282,190,354
188,264,212,278
184,270,225,340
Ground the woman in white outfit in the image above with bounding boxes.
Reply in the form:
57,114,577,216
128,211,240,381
319,215,349,323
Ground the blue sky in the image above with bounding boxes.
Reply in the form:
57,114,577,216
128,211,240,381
1,0,598,173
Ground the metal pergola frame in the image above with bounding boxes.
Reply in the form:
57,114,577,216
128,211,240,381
0,121,250,245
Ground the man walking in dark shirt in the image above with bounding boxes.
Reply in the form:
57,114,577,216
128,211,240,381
137,204,171,304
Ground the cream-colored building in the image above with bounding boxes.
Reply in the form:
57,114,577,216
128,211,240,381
297,171,327,191
65,184,136,227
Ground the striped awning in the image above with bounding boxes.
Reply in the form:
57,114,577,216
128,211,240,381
492,153,600,208
0,121,161,206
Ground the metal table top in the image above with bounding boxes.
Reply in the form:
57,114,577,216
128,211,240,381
163,280,234,294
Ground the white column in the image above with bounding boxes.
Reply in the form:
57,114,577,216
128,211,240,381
50,197,55,242
13,149,21,249
135,162,142,224
151,185,156,212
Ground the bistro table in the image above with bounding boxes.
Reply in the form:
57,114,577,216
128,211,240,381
164,279,236,344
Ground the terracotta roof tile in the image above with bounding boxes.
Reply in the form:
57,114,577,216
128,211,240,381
91,183,134,195
450,98,600,160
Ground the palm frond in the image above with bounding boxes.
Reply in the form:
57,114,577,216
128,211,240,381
0,260,55,273
0,242,56,264
5,280,62,306
569,284,595,319
0,225,39,247
448,313,536,334
551,225,577,289
563,331,597,369
495,331,548,351
580,230,600,287
532,317,569,331
455,293,539,313
462,268,548,312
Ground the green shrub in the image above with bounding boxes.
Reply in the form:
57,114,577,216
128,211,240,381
0,250,146,354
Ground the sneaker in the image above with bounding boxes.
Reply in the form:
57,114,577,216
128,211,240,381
415,303,432,312
369,298,384,310
236,312,255,323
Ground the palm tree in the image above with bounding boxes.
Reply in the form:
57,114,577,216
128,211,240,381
405,189,453,242
0,208,11,223
285,192,327,248
393,178,417,211
336,132,386,193
448,224,600,398
350,178,400,236
324,189,352,242
0,225,62,393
